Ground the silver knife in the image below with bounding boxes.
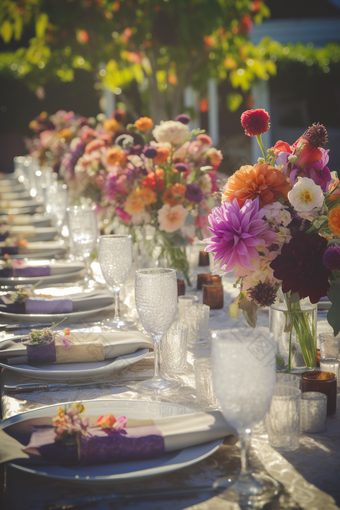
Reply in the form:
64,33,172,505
46,486,220,510
4,382,101,392
0,322,53,331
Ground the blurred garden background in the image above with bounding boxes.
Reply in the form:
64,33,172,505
0,0,340,174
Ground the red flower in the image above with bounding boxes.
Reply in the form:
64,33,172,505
241,109,270,137
270,233,330,304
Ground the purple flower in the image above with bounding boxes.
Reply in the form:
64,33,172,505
204,198,277,272
174,163,189,173
185,183,203,203
143,146,158,159
176,114,191,125
323,244,340,271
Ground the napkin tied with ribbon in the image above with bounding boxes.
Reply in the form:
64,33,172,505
0,411,235,466
0,330,153,365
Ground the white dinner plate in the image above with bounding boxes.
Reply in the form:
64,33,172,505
0,267,85,286
0,348,148,381
2,399,222,483
0,302,113,323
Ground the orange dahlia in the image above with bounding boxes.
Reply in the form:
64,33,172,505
329,205,340,236
107,148,127,166
162,189,176,207
154,147,171,164
135,117,153,131
171,183,186,196
222,163,291,208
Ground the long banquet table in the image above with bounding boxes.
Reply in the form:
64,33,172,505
1,274,340,510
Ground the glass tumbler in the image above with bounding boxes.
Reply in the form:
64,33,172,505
178,295,199,323
161,322,188,375
195,356,220,410
186,303,210,345
300,392,327,434
266,384,301,452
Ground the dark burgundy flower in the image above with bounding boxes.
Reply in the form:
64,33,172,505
174,163,189,173
241,109,270,137
323,244,340,271
185,183,203,203
143,146,158,159
270,233,331,303
176,114,191,125
113,108,127,123
302,122,328,148
248,282,278,307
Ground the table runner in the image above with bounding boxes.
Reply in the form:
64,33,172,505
1,274,339,509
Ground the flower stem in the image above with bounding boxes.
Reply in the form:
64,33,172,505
256,134,267,161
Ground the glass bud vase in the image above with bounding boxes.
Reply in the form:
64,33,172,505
269,291,317,373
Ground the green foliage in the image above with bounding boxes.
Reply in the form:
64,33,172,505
0,0,339,118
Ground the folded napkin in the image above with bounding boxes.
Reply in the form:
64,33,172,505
0,288,113,314
0,410,235,466
0,214,50,226
0,260,84,278
0,241,65,256
0,199,38,209
0,192,31,200
0,330,153,364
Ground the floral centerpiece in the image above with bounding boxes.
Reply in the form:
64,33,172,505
205,108,340,372
74,114,223,284
25,110,92,174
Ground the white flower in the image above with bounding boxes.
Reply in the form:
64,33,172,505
152,121,189,145
131,211,151,225
199,174,212,194
288,177,324,212
263,202,291,227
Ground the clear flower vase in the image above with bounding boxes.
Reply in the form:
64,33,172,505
269,291,317,373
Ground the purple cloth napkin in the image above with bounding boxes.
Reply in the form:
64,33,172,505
26,298,73,314
26,341,56,364
25,425,165,465
0,266,50,277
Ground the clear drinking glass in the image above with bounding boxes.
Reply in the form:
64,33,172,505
67,206,98,286
98,235,134,328
161,322,188,375
211,327,281,505
135,268,179,393
266,385,301,451
45,183,68,234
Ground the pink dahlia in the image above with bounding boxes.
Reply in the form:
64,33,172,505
204,198,277,272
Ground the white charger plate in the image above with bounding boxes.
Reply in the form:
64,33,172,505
0,267,85,286
0,303,114,323
2,399,221,483
0,348,148,381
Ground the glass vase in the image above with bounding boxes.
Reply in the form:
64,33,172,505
269,291,317,373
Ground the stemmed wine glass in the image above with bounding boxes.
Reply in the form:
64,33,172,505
45,183,68,235
67,206,98,286
98,235,134,328
211,327,281,505
134,268,179,393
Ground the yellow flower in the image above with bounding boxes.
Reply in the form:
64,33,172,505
58,128,73,141
103,118,120,133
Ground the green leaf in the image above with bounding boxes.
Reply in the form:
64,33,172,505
229,296,241,319
226,92,243,111
327,283,340,336
36,14,48,39
239,297,258,328
1,21,13,43
276,355,285,368
14,16,23,41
